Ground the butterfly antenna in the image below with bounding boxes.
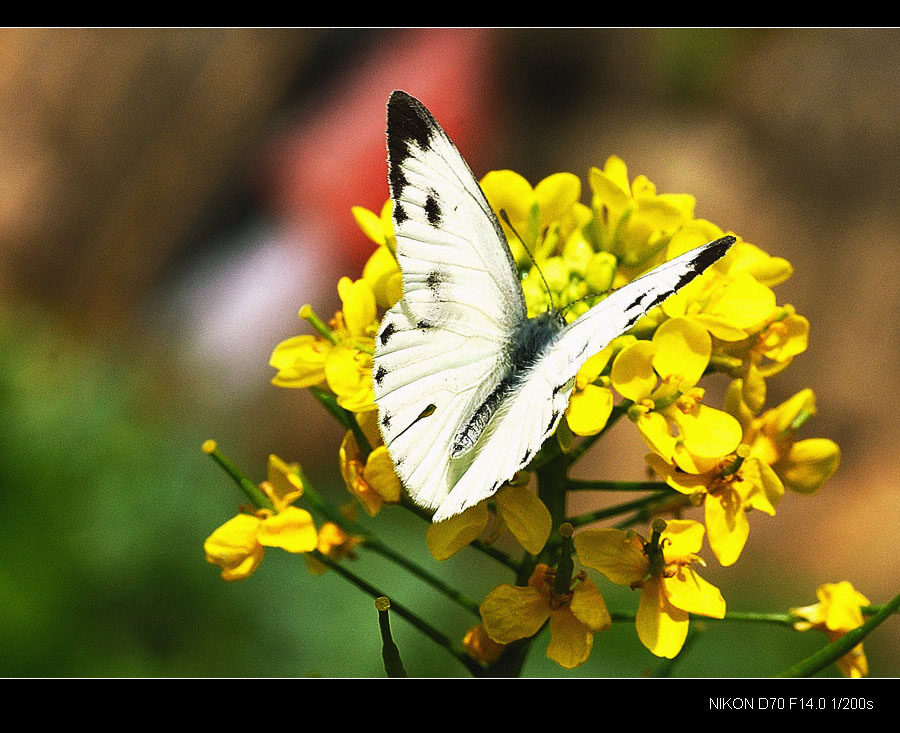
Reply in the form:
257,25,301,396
560,288,612,320
499,209,556,312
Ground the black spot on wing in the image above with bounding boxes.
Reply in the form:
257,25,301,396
381,412,391,430
374,365,387,385
424,191,441,225
379,322,397,346
546,410,560,434
416,319,434,330
645,290,672,311
624,309,642,329
521,448,532,466
393,202,408,225
625,292,645,312
425,270,443,295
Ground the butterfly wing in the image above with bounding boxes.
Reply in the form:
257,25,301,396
373,91,527,512
432,236,735,521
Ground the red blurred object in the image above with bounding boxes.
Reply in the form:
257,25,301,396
266,28,499,270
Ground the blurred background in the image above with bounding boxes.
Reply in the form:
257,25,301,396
0,28,896,677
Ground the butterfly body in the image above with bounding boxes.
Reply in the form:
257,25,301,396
374,91,734,522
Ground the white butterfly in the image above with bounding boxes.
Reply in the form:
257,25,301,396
373,90,734,523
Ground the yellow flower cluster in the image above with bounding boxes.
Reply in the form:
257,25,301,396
259,155,845,671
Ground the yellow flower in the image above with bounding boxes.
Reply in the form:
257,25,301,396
270,277,380,413
790,581,871,678
611,317,743,462
339,410,401,516
717,306,810,412
589,155,695,273
426,481,551,560
204,455,318,581
565,345,615,437
362,243,402,310
480,170,586,266
646,447,783,567
269,334,332,389
739,387,841,495
480,563,611,669
643,386,839,567
575,519,725,658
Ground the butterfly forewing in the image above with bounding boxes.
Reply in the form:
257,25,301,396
373,91,526,512
430,235,737,521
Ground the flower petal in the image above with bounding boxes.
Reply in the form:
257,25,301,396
352,205,388,245
777,438,840,494
534,172,581,225
337,277,377,338
677,404,743,458
480,584,549,644
704,487,750,567
269,335,330,388
652,317,711,388
661,519,705,557
611,340,657,401
636,576,689,659
570,575,612,633
204,514,265,581
566,384,614,436
364,446,402,503
574,528,647,585
426,502,490,561
663,565,726,619
265,454,304,511
256,506,318,553
547,606,593,669
496,486,551,555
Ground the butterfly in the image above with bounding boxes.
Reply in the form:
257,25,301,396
373,90,735,523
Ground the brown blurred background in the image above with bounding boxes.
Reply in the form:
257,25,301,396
0,28,895,677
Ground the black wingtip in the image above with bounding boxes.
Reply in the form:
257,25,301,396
387,91,435,148
693,235,737,273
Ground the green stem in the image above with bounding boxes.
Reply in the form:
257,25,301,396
299,304,340,345
614,493,692,529
202,440,273,510
536,453,569,564
568,491,673,528
566,479,668,492
308,387,373,458
777,591,900,678
375,597,408,678
312,551,482,676
608,604,897,628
